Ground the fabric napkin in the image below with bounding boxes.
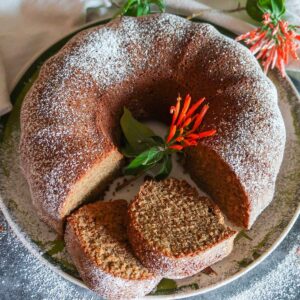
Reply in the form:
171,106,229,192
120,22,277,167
0,56,11,116
0,0,114,117
0,0,299,117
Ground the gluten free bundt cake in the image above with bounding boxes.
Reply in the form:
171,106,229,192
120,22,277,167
127,178,237,279
65,200,161,299
20,13,286,234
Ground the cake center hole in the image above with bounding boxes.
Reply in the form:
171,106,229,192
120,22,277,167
104,120,208,202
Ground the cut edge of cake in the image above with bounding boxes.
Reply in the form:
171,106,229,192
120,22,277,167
127,178,237,279
65,199,161,299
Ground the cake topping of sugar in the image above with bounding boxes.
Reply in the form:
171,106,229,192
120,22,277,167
19,13,286,231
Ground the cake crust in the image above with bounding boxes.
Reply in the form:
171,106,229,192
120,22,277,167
127,179,237,278
20,13,286,233
65,200,161,299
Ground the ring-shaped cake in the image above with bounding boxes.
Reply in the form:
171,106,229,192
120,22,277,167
20,14,286,234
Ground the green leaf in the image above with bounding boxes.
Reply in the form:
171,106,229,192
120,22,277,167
235,230,253,242
121,135,164,158
257,0,286,18
137,2,150,16
238,257,253,268
137,3,144,16
247,0,286,21
118,0,166,17
270,0,286,18
155,155,172,180
124,147,164,173
151,279,198,295
128,147,163,167
121,0,138,15
123,164,151,175
120,0,137,15
246,0,264,21
120,107,155,153
140,136,165,147
46,239,65,256
252,250,261,259
156,278,177,291
121,143,140,158
257,0,272,12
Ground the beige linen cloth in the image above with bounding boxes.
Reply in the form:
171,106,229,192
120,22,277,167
0,0,299,116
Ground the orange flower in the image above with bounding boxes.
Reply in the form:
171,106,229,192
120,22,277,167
170,95,181,127
236,13,300,77
186,97,205,119
166,94,216,150
181,117,192,128
191,104,209,133
198,129,217,138
169,144,183,151
176,94,191,126
166,124,176,143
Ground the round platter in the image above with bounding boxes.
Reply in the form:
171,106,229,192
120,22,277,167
0,16,300,299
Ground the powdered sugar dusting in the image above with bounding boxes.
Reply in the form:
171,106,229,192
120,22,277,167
67,28,133,88
0,15,299,296
180,21,286,227
65,213,161,299
19,14,198,230
209,76,286,225
64,14,192,88
19,13,286,232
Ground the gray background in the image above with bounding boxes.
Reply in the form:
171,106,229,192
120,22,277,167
0,76,300,300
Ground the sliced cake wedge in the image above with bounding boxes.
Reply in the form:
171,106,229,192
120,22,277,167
65,200,161,300
127,178,237,279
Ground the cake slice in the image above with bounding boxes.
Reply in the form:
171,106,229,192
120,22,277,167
127,178,237,279
65,200,161,300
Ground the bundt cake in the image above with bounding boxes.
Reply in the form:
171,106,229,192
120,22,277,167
65,200,161,299
127,178,237,279
20,13,286,234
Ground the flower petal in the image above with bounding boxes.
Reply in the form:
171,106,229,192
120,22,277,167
198,129,217,139
186,97,205,119
166,124,177,143
169,144,183,151
191,104,209,132
176,94,191,126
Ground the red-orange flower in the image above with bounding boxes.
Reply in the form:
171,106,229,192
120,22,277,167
236,13,300,77
166,94,216,150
